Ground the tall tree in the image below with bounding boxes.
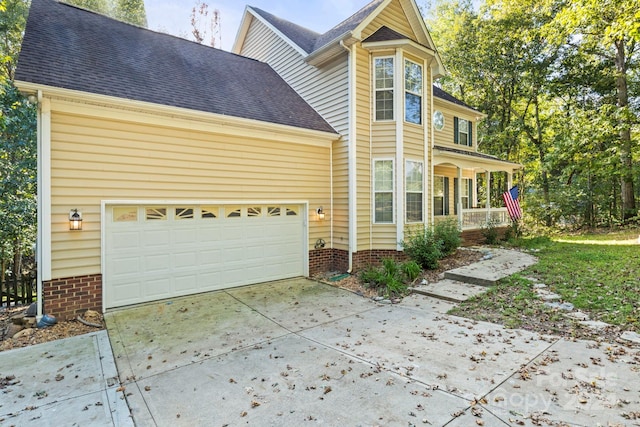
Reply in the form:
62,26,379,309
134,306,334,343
64,0,147,27
0,0,29,81
113,0,147,27
0,81,36,291
549,0,639,220
426,0,639,226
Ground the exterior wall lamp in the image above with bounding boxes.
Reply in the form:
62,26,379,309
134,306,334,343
316,206,325,220
69,209,83,230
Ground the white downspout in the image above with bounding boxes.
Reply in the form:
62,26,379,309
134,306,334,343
457,167,463,226
342,40,357,273
369,52,373,254
36,90,51,320
395,50,404,251
330,144,334,250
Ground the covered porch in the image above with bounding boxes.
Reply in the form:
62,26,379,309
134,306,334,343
433,145,522,231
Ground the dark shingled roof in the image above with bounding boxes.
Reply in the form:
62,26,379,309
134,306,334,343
251,0,385,54
250,3,478,114
433,86,478,112
15,0,336,134
435,145,520,165
250,7,320,54
363,26,408,43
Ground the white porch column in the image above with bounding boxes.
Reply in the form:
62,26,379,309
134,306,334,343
507,172,513,190
457,167,463,226
485,171,491,223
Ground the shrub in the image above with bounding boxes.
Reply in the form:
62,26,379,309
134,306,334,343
481,218,501,245
401,226,442,270
359,258,422,297
433,219,462,256
401,260,421,282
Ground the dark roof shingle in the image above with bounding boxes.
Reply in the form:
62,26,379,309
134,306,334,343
433,86,478,112
15,0,336,134
363,26,408,43
251,0,385,54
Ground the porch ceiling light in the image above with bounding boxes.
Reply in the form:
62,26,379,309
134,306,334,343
316,206,325,220
69,209,83,230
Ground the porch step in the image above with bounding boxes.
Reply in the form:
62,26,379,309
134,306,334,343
444,248,538,287
409,279,488,303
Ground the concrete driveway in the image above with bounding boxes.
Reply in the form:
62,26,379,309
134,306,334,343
104,278,640,426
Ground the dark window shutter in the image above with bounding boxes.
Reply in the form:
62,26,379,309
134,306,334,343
468,179,474,207
468,121,473,146
454,178,459,215
444,177,450,215
453,117,459,144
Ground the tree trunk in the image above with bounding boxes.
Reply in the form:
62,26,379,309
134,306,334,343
615,38,636,220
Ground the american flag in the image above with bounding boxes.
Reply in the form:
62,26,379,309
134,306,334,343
502,186,522,221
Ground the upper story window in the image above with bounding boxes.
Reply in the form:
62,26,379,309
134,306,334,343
454,117,473,146
404,60,422,124
374,57,394,121
374,159,394,223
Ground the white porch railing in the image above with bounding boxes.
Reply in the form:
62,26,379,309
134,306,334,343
460,207,510,230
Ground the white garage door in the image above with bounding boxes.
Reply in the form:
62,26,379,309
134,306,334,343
104,203,306,309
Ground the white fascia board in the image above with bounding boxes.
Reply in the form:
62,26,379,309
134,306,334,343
350,0,393,40
242,6,309,57
434,150,523,173
15,82,339,148
433,96,487,120
231,6,253,54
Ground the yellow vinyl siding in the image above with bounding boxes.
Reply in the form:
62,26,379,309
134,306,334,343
332,138,349,251
363,0,416,40
49,102,331,279
433,102,477,150
403,123,424,159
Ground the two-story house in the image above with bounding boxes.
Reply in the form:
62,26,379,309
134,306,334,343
15,0,519,320
233,0,521,270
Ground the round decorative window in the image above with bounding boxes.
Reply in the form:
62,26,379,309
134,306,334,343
433,111,445,131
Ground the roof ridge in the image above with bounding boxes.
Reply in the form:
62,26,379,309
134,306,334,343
16,0,336,134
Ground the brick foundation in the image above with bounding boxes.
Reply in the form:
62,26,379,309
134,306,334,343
352,250,406,271
43,274,102,321
461,227,510,246
309,248,406,275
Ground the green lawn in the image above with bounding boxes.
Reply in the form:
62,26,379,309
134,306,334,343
449,230,640,333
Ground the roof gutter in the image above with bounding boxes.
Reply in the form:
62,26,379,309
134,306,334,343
306,32,358,66
15,81,339,147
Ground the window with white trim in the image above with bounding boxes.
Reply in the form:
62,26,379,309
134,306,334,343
434,176,446,216
405,160,423,222
374,57,394,121
461,178,472,209
404,60,422,124
454,117,473,146
374,159,394,223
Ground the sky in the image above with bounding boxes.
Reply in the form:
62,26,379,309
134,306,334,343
143,0,373,51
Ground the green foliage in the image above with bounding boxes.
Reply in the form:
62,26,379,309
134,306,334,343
0,81,37,272
433,218,462,256
64,0,147,27
481,218,501,245
426,0,640,227
113,0,147,27
359,258,422,298
401,260,421,282
0,0,29,81
401,225,443,270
